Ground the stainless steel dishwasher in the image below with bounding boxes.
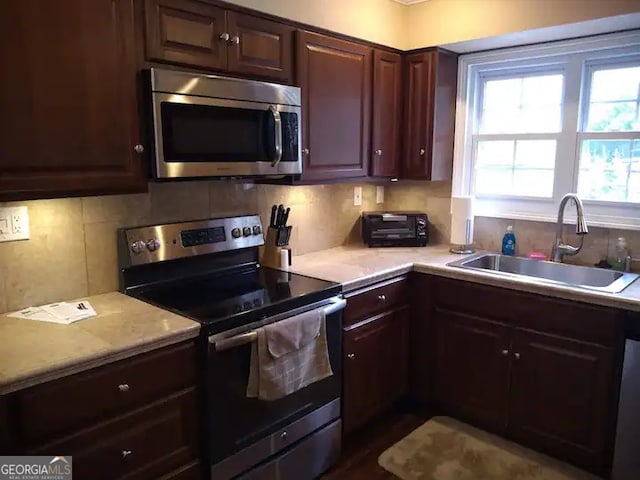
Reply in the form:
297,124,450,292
612,313,640,480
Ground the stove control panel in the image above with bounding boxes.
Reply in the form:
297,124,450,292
120,215,264,267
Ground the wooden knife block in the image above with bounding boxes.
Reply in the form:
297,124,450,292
261,227,287,268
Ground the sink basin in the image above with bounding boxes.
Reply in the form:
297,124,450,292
447,253,639,294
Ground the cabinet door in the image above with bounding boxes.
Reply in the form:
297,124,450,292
297,31,372,181
343,306,409,435
509,329,615,472
145,0,227,70
402,52,433,180
435,308,511,432
402,50,456,181
0,0,146,200
226,12,294,83
371,50,402,177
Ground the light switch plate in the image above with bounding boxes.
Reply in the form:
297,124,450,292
0,206,30,242
353,186,362,207
376,186,384,204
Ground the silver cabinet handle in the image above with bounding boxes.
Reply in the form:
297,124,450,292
302,148,310,156
375,149,383,156
230,35,240,45
419,148,426,156
347,353,355,359
219,32,230,42
501,349,509,356
133,144,144,154
118,383,130,392
269,105,283,167
378,294,386,301
121,449,133,460
280,431,288,441
514,352,521,360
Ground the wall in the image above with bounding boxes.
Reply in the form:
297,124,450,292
225,0,640,51
224,0,406,49
387,183,640,270
405,0,640,49
0,183,381,313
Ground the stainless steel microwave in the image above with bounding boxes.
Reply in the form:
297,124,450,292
146,68,302,179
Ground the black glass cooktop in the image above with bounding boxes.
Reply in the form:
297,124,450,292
131,266,341,334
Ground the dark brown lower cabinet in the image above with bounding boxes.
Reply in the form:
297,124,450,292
343,306,409,436
435,308,511,432
509,329,615,471
31,389,198,480
429,275,625,475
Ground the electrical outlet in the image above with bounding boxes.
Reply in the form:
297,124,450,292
376,186,384,204
0,206,29,242
353,186,362,207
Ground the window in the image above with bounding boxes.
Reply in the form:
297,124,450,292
453,31,640,229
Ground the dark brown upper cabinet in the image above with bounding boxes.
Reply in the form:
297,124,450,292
145,0,294,83
371,50,402,178
145,0,228,70
297,31,372,181
402,49,457,181
0,0,147,201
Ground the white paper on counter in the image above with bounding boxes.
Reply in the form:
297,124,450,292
41,301,96,323
9,301,97,324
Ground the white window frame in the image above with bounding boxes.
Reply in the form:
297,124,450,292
452,30,640,230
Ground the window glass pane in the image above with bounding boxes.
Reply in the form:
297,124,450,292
515,140,557,168
476,141,514,167
513,169,554,197
483,78,521,110
578,139,640,202
475,168,513,195
590,66,640,102
480,73,563,134
522,75,563,106
586,65,640,132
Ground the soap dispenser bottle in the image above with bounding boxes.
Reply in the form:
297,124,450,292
502,225,516,256
613,237,631,272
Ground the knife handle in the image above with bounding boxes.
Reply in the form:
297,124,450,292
270,205,277,227
282,207,290,226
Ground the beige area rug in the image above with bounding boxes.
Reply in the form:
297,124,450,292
378,417,600,480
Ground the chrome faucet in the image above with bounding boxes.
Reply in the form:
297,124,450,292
551,193,589,263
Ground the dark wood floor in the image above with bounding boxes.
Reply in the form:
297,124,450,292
322,409,428,480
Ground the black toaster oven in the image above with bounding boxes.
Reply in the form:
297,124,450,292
362,212,429,247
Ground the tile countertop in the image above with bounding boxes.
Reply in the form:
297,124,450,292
289,245,640,312
0,292,200,395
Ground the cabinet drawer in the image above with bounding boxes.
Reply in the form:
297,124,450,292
19,341,196,444
158,462,200,480
345,277,408,325
434,277,529,324
31,389,198,480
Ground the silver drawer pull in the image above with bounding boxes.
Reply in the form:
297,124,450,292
121,449,133,460
378,294,386,301
118,383,130,392
514,352,521,360
347,353,356,359
280,431,288,441
501,349,509,356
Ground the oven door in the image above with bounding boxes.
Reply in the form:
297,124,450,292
205,297,344,479
370,214,417,240
151,93,301,179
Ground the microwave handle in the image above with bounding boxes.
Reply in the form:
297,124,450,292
269,105,283,167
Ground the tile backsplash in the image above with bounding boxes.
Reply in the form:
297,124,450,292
387,182,640,270
2,180,638,313
0,182,381,313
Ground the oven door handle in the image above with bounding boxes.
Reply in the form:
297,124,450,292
210,297,347,351
270,105,283,168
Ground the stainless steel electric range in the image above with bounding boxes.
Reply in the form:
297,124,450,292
118,215,345,480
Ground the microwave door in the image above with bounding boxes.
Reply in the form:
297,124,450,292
152,94,287,178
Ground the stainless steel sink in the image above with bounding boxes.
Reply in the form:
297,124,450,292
447,253,639,294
